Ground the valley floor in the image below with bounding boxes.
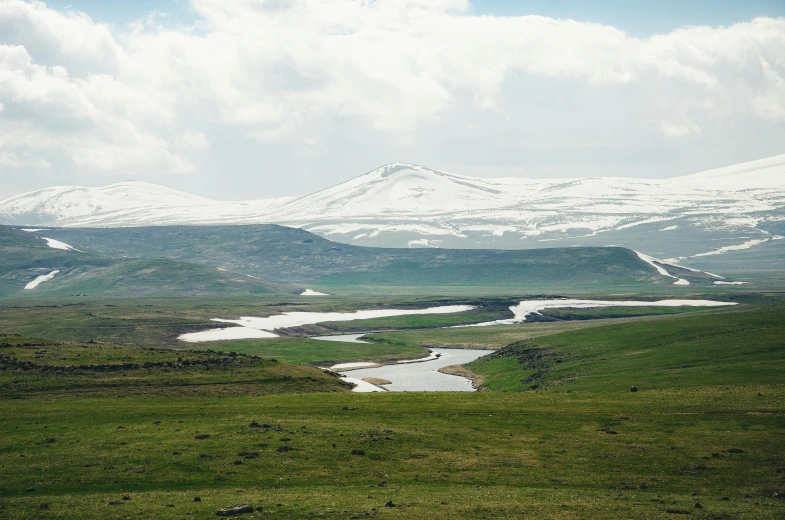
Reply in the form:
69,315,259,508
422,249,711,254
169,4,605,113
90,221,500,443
1,292,783,518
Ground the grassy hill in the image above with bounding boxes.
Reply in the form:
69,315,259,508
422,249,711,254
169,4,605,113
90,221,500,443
36,224,717,288
0,334,349,397
0,227,281,298
467,303,785,392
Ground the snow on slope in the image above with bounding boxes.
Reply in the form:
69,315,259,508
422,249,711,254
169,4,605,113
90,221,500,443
0,181,291,227
1,156,785,267
674,153,785,189
40,237,82,252
25,270,60,290
270,163,533,217
0,181,209,224
633,251,690,286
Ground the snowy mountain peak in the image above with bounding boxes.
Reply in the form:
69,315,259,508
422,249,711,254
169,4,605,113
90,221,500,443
270,163,515,218
1,154,784,263
0,181,210,225
675,153,785,189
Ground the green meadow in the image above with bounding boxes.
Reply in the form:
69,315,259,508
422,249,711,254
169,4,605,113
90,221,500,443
0,292,783,519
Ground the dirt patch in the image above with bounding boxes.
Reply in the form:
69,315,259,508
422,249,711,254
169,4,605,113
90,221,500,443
362,378,392,385
439,364,486,390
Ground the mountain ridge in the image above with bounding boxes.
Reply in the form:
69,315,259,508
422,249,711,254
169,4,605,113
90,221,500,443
2,155,784,267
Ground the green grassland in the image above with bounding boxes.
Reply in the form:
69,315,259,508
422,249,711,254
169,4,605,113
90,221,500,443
0,386,782,518
1,291,784,518
189,337,427,366
0,335,349,397
0,295,509,347
467,303,785,392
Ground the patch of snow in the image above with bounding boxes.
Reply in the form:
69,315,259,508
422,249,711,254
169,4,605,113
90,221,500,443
24,270,60,290
178,327,279,342
658,260,725,279
21,228,46,232
407,238,439,248
301,289,330,296
660,225,679,231
616,217,676,231
328,362,380,370
634,250,677,278
460,299,737,327
713,281,748,285
40,237,82,252
673,279,690,286
692,238,771,257
179,305,474,343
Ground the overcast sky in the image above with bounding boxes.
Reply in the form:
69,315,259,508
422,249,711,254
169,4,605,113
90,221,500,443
1,0,784,200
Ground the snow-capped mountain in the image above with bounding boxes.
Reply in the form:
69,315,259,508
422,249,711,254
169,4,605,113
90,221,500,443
0,181,293,227
2,155,784,269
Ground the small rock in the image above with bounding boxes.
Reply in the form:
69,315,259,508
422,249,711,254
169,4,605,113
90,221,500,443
384,501,395,508
630,386,638,392
215,504,254,516
351,449,365,456
727,448,744,453
721,496,730,501
122,493,131,501
194,497,201,502
194,433,211,440
39,503,49,510
694,503,702,509
45,438,56,443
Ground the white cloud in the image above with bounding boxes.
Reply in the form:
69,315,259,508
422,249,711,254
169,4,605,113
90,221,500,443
0,148,50,169
659,120,702,138
0,0,783,187
179,129,210,149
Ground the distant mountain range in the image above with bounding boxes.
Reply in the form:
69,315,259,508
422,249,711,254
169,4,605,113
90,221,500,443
2,154,784,271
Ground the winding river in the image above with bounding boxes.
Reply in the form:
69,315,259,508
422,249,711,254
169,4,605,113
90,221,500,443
339,348,489,392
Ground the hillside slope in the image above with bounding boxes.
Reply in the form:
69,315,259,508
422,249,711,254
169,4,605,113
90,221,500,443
0,227,281,298
37,224,717,288
468,303,785,392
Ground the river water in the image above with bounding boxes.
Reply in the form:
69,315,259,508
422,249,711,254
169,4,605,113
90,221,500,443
342,348,489,392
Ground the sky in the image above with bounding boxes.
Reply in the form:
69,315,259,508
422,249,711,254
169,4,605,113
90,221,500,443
1,0,784,200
